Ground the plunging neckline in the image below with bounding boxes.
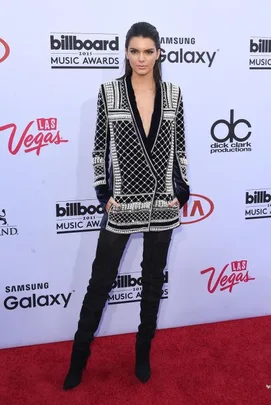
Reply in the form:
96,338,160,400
133,89,155,138
125,74,162,153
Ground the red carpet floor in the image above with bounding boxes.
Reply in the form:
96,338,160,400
1,315,271,405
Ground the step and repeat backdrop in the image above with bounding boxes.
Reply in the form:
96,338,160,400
1,0,271,348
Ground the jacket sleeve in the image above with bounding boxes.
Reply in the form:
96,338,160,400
173,87,190,208
92,85,111,209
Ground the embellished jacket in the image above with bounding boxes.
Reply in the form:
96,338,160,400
92,75,190,234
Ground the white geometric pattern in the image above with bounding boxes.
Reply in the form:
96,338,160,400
175,88,189,185
151,119,175,194
92,79,189,234
112,120,156,195
92,87,108,187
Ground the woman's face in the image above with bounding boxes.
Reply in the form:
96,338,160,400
126,36,160,77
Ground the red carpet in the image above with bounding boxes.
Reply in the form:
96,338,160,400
1,315,271,405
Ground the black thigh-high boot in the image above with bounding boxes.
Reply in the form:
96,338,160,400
63,229,129,390
135,229,173,383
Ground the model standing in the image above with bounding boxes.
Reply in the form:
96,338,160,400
63,21,190,390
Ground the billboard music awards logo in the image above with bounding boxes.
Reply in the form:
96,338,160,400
50,32,119,69
201,260,255,293
0,38,10,63
210,109,252,154
56,199,104,234
249,37,271,70
0,209,18,237
0,118,68,156
245,188,271,220
160,36,218,67
3,282,73,310
181,194,214,224
108,271,168,305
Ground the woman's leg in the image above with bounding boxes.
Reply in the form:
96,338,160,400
136,229,173,382
63,228,130,390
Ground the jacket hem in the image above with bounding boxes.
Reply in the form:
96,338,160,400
105,220,180,235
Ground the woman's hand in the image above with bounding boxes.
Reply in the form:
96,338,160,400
105,197,120,213
168,197,180,208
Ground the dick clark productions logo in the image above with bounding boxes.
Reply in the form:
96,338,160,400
210,109,252,154
201,260,255,293
0,118,68,155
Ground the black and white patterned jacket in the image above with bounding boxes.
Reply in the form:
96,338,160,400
92,75,190,234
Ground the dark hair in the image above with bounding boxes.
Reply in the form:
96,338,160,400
122,22,162,83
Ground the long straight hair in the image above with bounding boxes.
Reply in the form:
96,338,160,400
120,22,162,84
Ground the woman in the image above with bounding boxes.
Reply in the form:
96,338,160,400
63,21,190,390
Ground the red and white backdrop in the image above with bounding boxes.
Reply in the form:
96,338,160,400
1,0,271,349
